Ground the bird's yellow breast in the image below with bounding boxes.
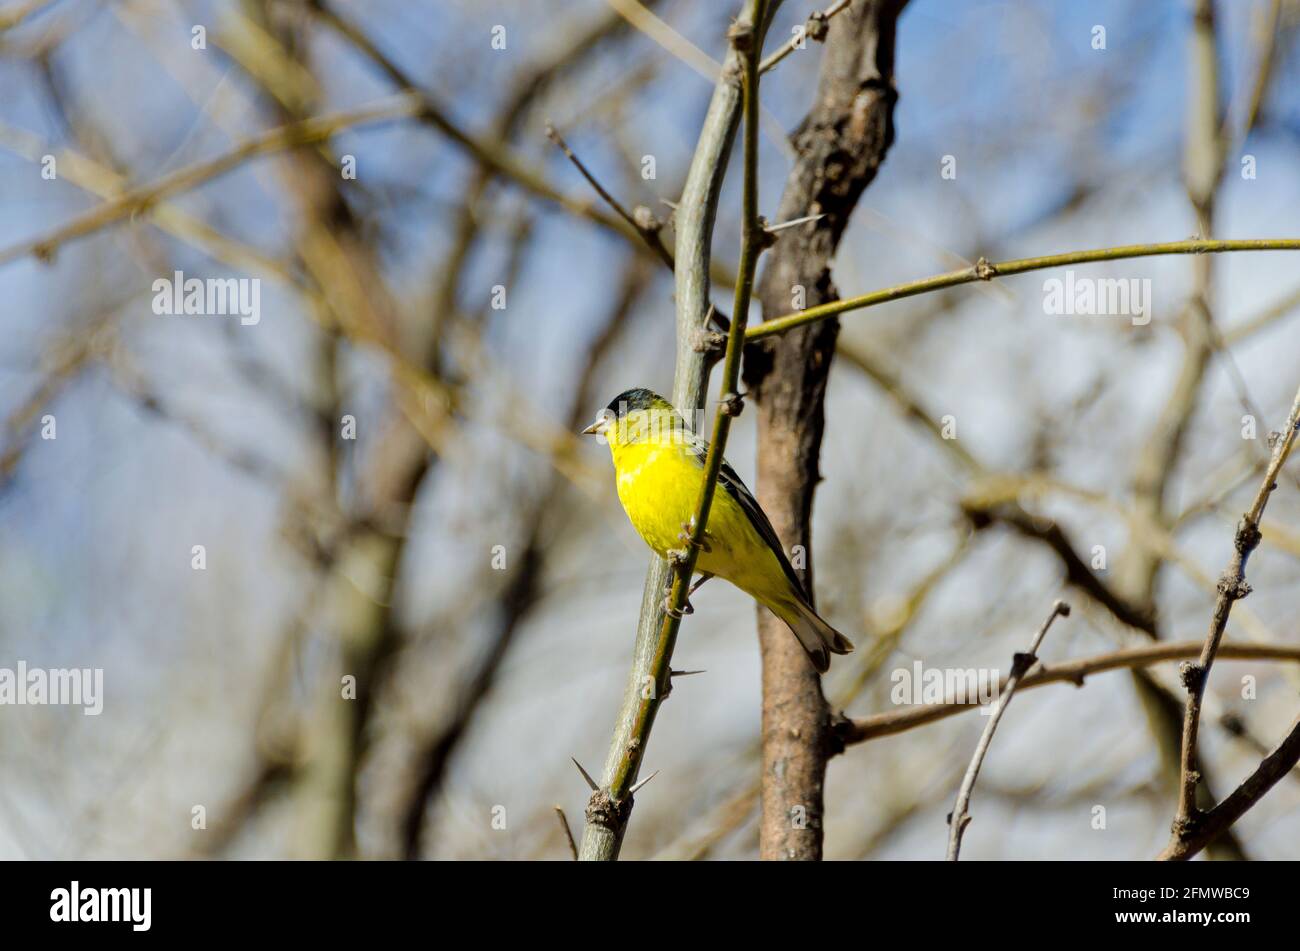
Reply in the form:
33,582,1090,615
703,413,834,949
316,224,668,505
612,439,704,556
608,434,790,599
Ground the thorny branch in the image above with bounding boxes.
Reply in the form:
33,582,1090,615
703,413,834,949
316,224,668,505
576,0,777,862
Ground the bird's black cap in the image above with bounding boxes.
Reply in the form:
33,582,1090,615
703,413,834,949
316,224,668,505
605,388,667,416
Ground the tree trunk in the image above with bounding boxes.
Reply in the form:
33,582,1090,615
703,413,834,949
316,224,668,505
746,0,906,860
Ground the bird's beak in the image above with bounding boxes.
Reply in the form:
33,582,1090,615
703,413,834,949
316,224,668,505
581,422,600,435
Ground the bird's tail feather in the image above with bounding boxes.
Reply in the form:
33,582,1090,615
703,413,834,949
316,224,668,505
772,597,854,673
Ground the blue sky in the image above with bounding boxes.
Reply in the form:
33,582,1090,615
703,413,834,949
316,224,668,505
1,0,1298,859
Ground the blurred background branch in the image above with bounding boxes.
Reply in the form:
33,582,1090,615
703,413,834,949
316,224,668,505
2,0,1300,861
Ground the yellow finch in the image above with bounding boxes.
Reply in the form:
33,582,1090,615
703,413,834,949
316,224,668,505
583,388,852,672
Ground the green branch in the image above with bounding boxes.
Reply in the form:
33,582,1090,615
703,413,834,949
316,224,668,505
620,4,763,800
661,19,765,650
746,238,1300,341
576,0,773,859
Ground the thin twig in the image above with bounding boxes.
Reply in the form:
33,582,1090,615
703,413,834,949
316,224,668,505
1163,384,1300,852
1230,0,1282,148
758,0,853,74
946,600,1070,860
840,639,1300,745
554,806,578,860
0,120,300,285
0,94,423,268
746,238,1300,341
605,0,722,84
539,126,736,335
545,123,675,271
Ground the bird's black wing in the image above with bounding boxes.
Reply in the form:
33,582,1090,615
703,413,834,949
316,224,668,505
683,429,807,599
716,459,809,599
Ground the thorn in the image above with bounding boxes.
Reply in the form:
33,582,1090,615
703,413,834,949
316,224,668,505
670,668,706,678
706,305,731,333
571,757,598,791
627,769,661,797
765,212,826,235
660,198,679,211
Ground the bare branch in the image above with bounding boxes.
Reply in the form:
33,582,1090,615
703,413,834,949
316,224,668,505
1159,714,1300,861
0,94,423,268
746,238,1300,341
758,0,852,74
947,600,1070,860
545,123,674,271
1162,384,1300,856
554,806,579,860
839,640,1300,745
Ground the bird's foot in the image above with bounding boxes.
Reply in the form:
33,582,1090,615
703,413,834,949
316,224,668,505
662,593,693,619
677,520,712,553
687,572,714,598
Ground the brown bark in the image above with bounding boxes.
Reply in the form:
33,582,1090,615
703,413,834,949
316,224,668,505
745,0,906,860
